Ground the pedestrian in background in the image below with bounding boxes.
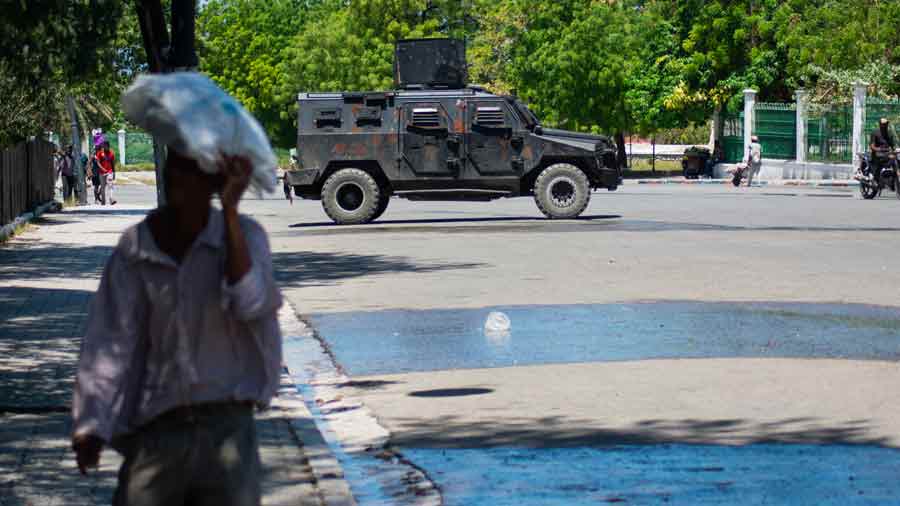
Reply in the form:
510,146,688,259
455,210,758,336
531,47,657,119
745,135,762,187
71,149,282,506
95,141,117,205
56,145,77,202
89,145,103,204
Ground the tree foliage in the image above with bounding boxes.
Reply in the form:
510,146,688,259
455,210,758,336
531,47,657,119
198,0,315,147
7,0,900,147
0,0,125,145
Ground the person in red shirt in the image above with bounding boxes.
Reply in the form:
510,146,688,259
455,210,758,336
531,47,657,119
94,141,117,205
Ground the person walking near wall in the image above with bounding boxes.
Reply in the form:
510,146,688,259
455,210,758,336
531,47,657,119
745,135,762,187
71,149,282,505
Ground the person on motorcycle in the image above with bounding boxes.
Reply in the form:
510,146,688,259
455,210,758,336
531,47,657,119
868,118,898,185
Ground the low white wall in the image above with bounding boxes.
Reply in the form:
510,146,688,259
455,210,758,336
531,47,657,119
713,159,854,180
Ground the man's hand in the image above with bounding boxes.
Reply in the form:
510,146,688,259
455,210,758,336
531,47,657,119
72,434,104,475
219,155,252,212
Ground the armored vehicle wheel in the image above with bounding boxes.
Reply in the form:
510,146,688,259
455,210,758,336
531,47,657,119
321,168,382,224
371,194,391,221
533,163,591,219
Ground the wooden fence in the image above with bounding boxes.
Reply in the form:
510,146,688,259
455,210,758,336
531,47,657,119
0,139,55,227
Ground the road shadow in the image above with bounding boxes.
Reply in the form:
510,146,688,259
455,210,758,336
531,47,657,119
272,250,486,288
0,413,119,505
277,218,900,236
62,208,150,217
0,243,112,281
0,286,94,410
387,414,891,449
289,214,622,228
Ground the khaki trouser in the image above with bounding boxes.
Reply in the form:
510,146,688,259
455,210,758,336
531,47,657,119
746,162,761,186
100,173,115,204
112,403,260,506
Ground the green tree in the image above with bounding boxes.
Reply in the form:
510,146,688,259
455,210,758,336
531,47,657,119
773,0,900,98
277,0,477,138
198,0,317,147
0,0,125,145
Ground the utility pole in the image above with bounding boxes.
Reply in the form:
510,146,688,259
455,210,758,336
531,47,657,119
135,0,198,207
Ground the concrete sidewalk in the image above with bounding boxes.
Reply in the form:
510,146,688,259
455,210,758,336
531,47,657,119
0,203,351,506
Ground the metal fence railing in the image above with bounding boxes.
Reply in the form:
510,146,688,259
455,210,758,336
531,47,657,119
806,104,852,163
755,102,796,160
722,112,744,163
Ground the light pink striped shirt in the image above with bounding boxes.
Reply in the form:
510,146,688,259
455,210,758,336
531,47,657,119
72,209,283,443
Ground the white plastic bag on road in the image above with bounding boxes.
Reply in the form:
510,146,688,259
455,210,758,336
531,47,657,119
121,72,277,193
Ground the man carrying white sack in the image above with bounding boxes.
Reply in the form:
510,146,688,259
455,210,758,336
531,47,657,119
71,72,282,506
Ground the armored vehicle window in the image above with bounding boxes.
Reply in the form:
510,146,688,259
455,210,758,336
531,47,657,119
356,107,382,127
474,106,507,127
412,107,442,128
314,108,342,129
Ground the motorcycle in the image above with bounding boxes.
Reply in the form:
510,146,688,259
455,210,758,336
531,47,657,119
855,147,900,200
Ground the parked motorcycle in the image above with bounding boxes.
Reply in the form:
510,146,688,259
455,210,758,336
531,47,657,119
855,147,900,200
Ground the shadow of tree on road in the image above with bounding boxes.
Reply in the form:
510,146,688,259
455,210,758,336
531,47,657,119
272,251,486,288
387,415,891,449
0,286,94,410
0,243,112,281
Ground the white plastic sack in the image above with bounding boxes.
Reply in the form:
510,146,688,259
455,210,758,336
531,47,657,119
121,72,277,193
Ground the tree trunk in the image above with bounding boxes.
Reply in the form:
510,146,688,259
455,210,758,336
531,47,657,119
135,0,198,207
615,131,627,169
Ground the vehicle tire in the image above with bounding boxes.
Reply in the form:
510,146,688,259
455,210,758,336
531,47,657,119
320,168,381,224
859,179,879,200
371,194,391,221
533,163,591,219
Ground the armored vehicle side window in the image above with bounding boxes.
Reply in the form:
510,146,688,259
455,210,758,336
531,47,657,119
474,106,507,128
356,107,382,127
315,108,342,129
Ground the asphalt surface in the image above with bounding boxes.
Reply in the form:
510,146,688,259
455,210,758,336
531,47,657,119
117,182,900,505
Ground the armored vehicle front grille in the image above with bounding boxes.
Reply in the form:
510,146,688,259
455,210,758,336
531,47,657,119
412,108,441,127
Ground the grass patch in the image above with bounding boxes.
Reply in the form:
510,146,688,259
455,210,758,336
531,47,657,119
627,158,681,172
0,222,35,245
120,163,156,172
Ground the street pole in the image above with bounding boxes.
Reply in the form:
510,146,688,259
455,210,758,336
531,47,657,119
66,95,87,205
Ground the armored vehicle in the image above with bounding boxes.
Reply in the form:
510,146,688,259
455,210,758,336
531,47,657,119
287,38,620,224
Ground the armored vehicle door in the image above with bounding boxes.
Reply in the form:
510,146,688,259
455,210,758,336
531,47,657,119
400,103,458,176
466,101,523,176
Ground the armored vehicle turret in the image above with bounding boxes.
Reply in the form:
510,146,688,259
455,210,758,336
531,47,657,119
286,38,620,224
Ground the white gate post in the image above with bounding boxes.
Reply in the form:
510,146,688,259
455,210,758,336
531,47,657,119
852,82,868,168
118,129,126,166
743,89,757,157
795,89,808,163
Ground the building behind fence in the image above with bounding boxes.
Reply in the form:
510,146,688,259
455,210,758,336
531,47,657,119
0,139,55,227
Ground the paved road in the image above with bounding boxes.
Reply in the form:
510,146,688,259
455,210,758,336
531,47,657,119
246,184,900,505
42,182,900,505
